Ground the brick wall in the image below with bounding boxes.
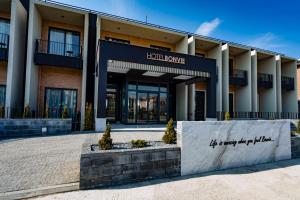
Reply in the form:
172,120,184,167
38,66,82,112
0,62,7,85
80,146,181,189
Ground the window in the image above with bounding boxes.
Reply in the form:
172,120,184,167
48,28,80,57
150,45,171,52
195,53,205,57
105,37,130,45
0,18,10,48
0,85,5,107
45,88,77,118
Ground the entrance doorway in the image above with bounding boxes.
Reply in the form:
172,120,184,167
195,90,205,121
137,92,159,123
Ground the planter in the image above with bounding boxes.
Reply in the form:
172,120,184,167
80,142,181,189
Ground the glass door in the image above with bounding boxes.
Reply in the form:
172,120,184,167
106,92,116,122
138,92,148,123
195,91,205,121
148,93,158,122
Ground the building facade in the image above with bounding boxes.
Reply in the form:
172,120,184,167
0,0,298,131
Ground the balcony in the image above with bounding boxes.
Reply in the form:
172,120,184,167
229,69,248,86
281,76,294,91
0,33,9,61
34,39,83,69
257,73,273,89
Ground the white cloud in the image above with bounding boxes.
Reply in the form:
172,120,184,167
195,18,221,36
248,32,283,49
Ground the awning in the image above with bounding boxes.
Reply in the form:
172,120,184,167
107,60,210,78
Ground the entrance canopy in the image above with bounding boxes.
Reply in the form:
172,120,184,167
107,60,211,79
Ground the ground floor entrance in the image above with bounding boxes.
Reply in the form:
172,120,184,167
106,75,169,124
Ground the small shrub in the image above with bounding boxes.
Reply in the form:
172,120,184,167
23,104,30,118
297,120,300,133
84,103,94,130
225,112,230,121
0,106,4,118
62,106,69,119
131,139,147,148
162,118,177,144
99,123,113,150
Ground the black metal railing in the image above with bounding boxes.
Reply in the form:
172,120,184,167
217,111,299,120
35,39,82,58
0,107,82,131
257,73,273,88
281,76,294,91
229,69,248,86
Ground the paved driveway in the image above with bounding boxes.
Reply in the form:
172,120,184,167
35,159,300,200
0,131,164,194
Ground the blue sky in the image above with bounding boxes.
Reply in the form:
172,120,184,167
55,0,300,58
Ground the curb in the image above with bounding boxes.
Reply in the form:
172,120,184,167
0,182,79,200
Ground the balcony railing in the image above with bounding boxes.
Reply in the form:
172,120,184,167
257,73,273,88
229,69,248,86
0,33,9,61
281,76,294,91
34,39,83,69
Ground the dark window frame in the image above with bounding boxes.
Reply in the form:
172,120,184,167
0,84,6,107
105,36,130,45
44,87,78,116
47,27,81,56
150,45,171,52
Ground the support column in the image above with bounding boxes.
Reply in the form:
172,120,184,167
222,44,229,112
5,0,28,116
251,50,258,112
276,55,282,112
207,75,217,119
188,84,195,120
176,82,188,121
24,1,42,111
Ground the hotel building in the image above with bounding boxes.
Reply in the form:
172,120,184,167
0,0,298,131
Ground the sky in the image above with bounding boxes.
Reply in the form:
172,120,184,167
54,0,300,58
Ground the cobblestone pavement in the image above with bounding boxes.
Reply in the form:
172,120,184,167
36,159,300,200
0,131,164,193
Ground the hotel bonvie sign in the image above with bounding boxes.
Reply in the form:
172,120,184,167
146,52,185,64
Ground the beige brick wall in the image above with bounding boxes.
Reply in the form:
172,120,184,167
0,12,10,20
0,62,7,85
38,66,82,113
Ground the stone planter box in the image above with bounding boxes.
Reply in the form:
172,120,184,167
0,119,72,138
80,142,181,189
291,136,300,158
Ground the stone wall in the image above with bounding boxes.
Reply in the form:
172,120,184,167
177,120,291,176
0,119,72,138
291,136,300,158
80,145,181,189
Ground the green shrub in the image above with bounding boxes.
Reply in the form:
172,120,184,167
62,106,69,119
0,106,4,118
162,118,177,144
99,123,113,150
84,103,94,130
297,120,300,133
131,139,147,148
225,112,230,121
23,104,30,118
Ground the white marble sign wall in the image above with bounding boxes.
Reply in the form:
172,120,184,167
177,120,291,176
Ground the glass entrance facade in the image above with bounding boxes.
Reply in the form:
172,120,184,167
106,80,169,124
